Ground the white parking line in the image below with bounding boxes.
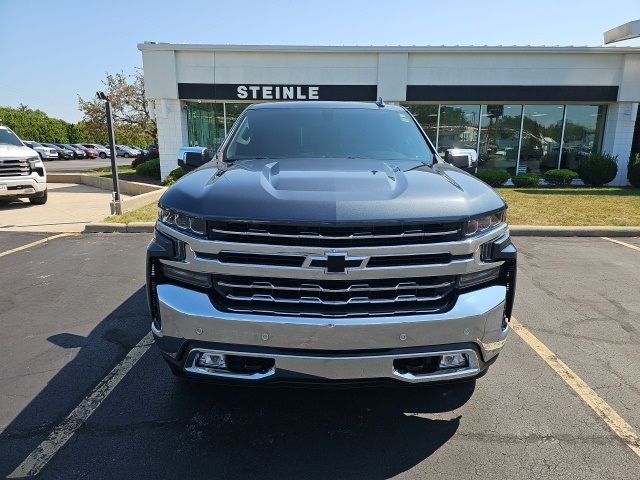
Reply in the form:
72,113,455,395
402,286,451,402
8,332,154,478
0,233,77,258
601,237,640,253
511,316,640,459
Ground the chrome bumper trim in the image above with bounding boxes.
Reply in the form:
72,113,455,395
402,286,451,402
154,284,509,361
183,347,481,383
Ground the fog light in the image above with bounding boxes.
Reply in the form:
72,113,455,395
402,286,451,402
196,352,226,369
439,353,467,369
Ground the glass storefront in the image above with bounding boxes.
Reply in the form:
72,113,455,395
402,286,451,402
437,105,481,154
187,101,608,174
404,103,607,175
479,105,522,175
186,103,225,150
519,105,564,174
561,105,607,170
186,102,250,150
406,105,438,144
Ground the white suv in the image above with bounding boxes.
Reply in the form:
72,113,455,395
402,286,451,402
0,126,48,204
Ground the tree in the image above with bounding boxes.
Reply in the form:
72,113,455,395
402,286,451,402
0,106,74,143
78,70,156,147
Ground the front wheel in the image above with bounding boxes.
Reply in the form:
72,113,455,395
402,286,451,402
29,189,48,205
99,152,107,159
123,153,130,158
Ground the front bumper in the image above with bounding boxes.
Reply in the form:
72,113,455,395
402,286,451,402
152,282,509,384
0,175,47,197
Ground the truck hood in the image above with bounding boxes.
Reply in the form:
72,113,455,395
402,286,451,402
160,158,506,224
0,144,39,159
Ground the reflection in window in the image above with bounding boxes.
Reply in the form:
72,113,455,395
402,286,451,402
224,103,250,133
437,105,480,154
186,103,225,150
519,105,564,174
403,104,439,145
478,105,522,175
561,105,606,171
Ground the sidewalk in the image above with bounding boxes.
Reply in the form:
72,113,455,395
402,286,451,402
0,183,129,233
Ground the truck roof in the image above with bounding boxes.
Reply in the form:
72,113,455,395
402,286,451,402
248,101,403,111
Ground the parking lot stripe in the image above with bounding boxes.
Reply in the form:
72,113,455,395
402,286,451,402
511,316,640,459
8,332,154,478
601,237,640,253
0,233,77,258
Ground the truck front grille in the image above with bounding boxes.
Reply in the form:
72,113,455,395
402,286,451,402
208,221,462,247
211,274,456,317
0,158,30,177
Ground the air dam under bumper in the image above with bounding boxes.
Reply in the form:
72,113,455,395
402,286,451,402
153,283,508,383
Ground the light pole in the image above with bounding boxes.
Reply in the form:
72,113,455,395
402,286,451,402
96,91,121,215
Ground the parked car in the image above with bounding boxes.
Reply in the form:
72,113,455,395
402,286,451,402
81,143,110,159
146,144,159,157
68,144,95,159
43,143,74,160
22,141,58,161
115,145,140,158
0,126,48,204
58,143,85,159
148,101,517,387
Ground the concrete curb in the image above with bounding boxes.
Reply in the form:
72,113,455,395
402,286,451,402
83,222,640,236
47,173,166,213
509,225,640,237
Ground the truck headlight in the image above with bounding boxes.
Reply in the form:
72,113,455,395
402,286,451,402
158,207,206,237
464,211,506,236
27,156,43,167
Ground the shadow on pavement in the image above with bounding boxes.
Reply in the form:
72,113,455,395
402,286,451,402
0,288,150,477
0,285,475,479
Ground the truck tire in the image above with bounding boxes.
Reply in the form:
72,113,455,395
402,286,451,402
29,189,48,205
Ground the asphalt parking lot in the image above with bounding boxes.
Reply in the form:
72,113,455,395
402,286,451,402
0,233,639,479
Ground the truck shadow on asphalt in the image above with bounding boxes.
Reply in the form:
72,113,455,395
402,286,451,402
0,287,475,479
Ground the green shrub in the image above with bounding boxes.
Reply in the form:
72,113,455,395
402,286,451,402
135,158,161,179
543,169,578,186
511,173,540,188
163,167,188,186
475,168,510,187
578,153,618,187
628,154,640,188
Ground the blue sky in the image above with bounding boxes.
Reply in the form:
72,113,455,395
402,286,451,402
1,0,639,122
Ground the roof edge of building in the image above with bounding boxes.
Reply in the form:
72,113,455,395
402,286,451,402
137,42,640,54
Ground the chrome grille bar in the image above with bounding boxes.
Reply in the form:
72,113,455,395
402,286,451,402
216,279,454,293
210,227,460,240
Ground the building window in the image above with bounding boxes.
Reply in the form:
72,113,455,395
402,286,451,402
519,105,565,174
561,105,607,171
403,105,439,145
478,105,522,174
186,103,225,150
224,103,250,132
437,105,481,154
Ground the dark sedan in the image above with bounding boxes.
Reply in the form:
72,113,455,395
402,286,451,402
43,143,74,160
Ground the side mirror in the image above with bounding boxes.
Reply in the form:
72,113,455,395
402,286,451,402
177,147,211,171
443,148,478,171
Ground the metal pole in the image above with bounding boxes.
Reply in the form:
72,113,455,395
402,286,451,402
105,100,122,215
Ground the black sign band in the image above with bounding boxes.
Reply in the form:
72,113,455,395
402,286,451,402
178,83,378,101
406,85,618,102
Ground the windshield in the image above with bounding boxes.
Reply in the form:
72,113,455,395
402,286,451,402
224,107,435,163
0,128,25,147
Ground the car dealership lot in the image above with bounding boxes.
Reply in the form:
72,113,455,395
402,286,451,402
0,233,639,479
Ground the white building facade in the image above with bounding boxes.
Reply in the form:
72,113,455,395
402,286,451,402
138,44,640,183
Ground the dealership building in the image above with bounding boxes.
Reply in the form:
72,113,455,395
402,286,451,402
138,43,640,183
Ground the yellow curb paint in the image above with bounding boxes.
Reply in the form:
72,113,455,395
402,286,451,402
511,316,640,459
601,237,640,253
0,233,77,258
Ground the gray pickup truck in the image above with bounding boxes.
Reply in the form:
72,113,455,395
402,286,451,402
147,101,516,386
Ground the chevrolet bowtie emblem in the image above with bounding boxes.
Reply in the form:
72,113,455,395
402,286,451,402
303,253,367,273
